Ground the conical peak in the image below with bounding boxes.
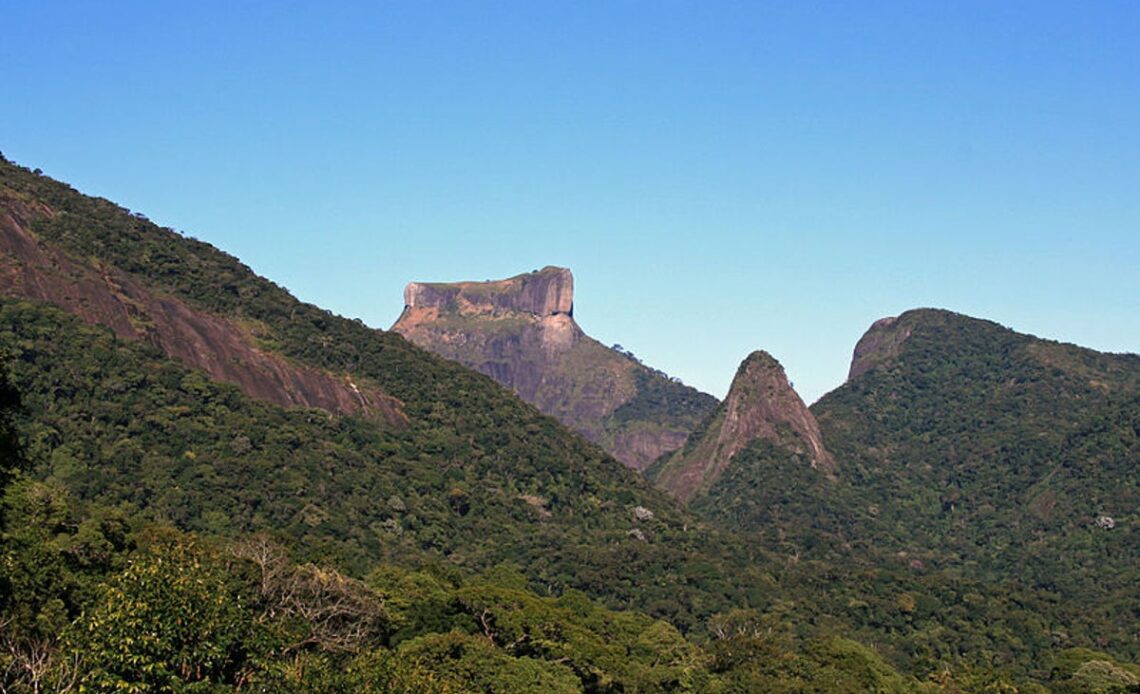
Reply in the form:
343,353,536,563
653,349,836,502
723,350,836,475
403,266,573,317
725,352,804,420
726,351,800,406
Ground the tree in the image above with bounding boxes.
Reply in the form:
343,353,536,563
66,534,265,691
231,534,390,653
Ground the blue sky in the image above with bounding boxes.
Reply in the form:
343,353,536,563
3,1,1137,402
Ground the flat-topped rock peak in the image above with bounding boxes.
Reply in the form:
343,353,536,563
392,266,718,470
403,266,574,318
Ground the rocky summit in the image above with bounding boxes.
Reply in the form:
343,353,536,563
651,350,835,502
392,267,717,470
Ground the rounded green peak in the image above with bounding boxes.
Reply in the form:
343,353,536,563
849,308,1019,381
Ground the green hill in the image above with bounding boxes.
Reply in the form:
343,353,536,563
647,308,1139,680
811,308,1139,664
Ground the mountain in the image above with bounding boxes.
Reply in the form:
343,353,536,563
392,267,718,470
648,310,1139,674
814,308,1138,570
811,308,1140,658
645,351,847,559
650,350,835,502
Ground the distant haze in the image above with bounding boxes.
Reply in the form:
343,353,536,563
3,3,1137,404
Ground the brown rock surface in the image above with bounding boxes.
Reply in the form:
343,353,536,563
653,350,835,502
392,267,717,470
405,266,574,317
0,191,405,426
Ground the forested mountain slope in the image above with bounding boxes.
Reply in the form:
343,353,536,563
647,308,1139,681
811,309,1139,662
814,309,1138,578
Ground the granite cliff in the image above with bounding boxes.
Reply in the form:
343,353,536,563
651,350,835,502
392,267,718,469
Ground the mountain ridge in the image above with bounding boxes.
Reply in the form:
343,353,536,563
809,308,1139,657
0,154,765,629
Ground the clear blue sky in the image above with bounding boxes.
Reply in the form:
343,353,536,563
3,1,1137,402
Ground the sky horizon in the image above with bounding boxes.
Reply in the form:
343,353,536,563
4,2,1138,403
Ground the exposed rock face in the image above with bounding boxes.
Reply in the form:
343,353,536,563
848,315,913,381
652,351,835,502
392,267,717,470
405,266,574,317
0,192,405,426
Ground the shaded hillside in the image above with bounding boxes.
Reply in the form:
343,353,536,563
392,267,718,470
0,177,404,424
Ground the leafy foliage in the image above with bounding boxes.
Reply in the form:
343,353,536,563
610,363,719,429
70,534,263,691
0,485,935,693
0,367,23,491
